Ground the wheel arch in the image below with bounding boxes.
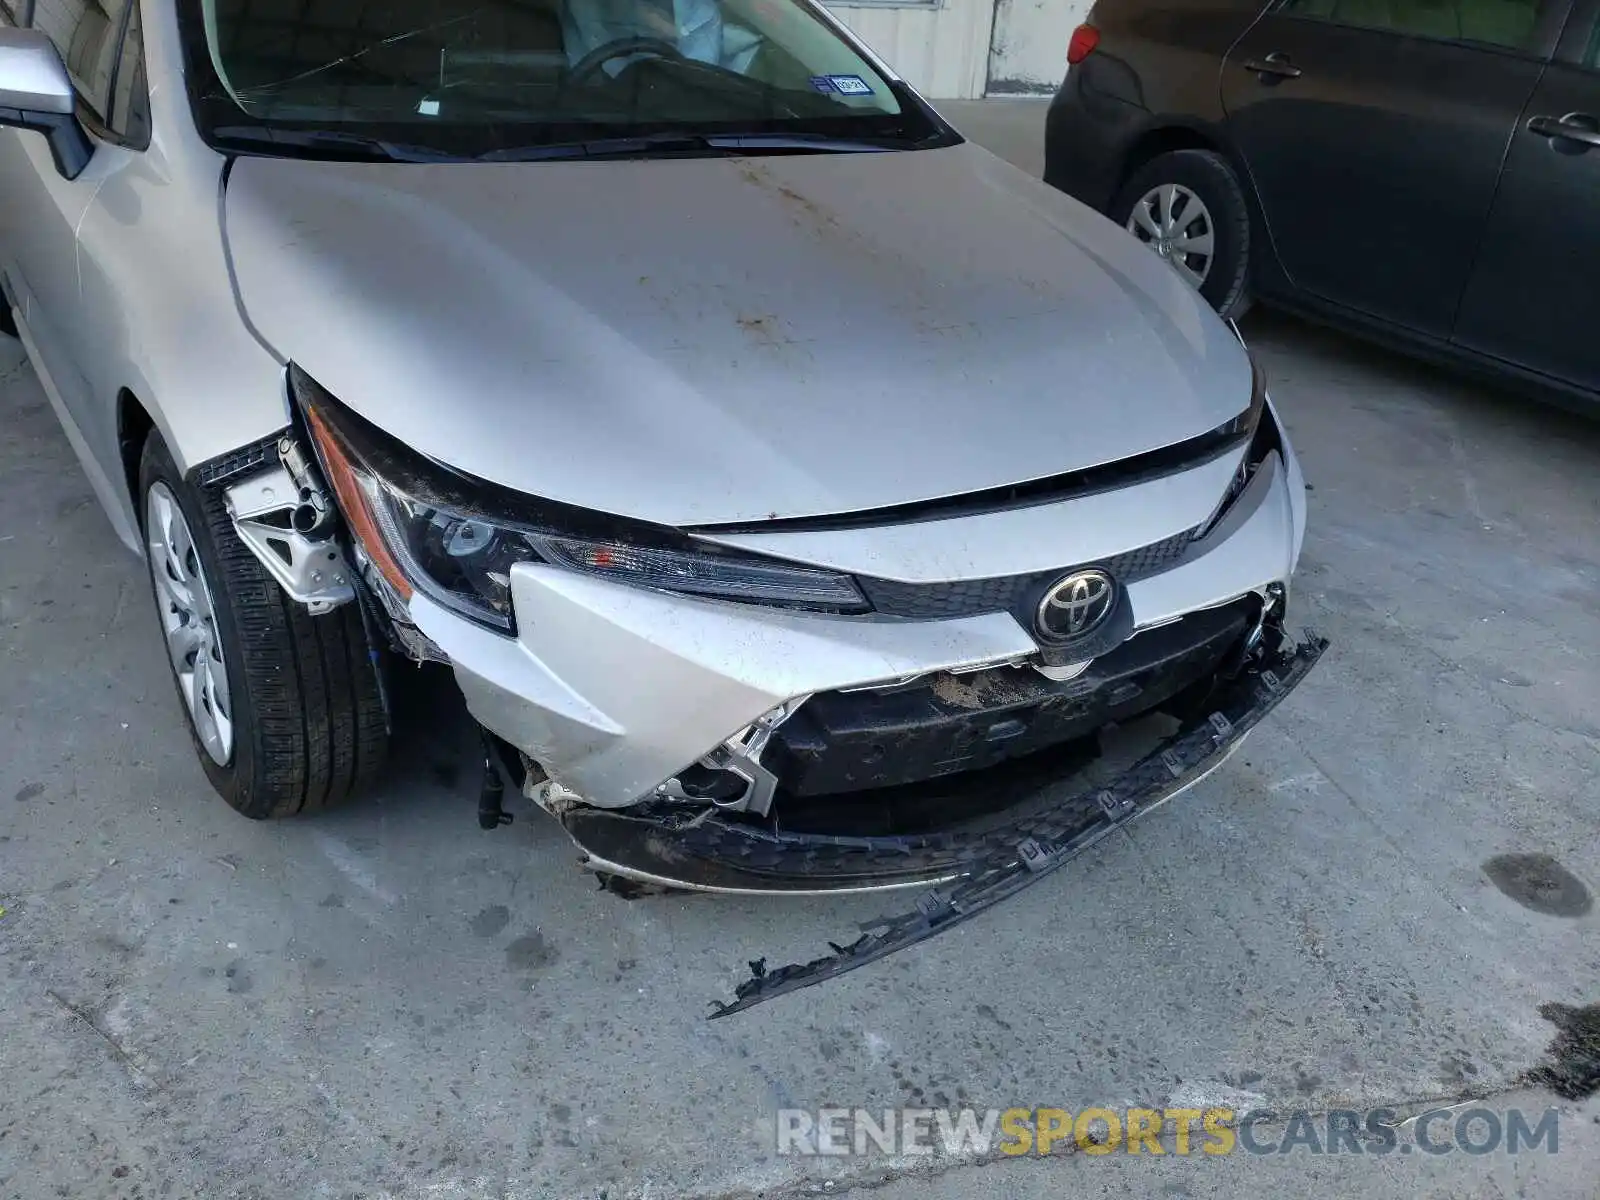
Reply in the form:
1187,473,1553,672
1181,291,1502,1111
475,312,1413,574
1116,122,1229,194
118,387,156,517
1114,121,1287,297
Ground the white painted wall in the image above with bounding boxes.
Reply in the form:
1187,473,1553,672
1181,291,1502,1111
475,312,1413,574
825,0,1091,99
986,0,1092,94
825,0,996,99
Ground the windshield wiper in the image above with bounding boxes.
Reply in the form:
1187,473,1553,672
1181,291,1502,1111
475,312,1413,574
209,125,471,164
210,123,937,165
479,130,923,162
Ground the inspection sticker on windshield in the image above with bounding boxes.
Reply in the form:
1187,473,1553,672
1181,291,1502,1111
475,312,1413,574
809,74,874,95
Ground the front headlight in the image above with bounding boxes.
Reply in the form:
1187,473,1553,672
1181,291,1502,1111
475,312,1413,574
293,367,867,631
1214,354,1267,443
1193,355,1276,541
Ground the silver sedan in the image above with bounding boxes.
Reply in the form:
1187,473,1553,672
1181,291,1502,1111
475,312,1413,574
0,0,1322,1010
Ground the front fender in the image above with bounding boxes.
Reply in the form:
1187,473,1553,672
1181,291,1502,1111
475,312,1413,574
69,0,292,551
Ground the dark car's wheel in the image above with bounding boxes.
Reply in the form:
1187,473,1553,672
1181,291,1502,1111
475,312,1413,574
138,430,388,818
1,301,17,339
1112,149,1251,318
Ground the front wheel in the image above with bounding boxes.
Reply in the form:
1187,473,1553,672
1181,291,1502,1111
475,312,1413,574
1111,149,1251,318
138,431,389,817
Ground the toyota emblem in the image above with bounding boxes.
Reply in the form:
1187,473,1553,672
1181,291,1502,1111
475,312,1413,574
1036,569,1116,641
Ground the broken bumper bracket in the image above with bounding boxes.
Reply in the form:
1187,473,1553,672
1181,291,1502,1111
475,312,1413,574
708,630,1328,1018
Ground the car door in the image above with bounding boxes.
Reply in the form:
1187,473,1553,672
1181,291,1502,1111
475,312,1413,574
1222,0,1568,339
1451,0,1600,394
0,0,144,494
0,0,98,383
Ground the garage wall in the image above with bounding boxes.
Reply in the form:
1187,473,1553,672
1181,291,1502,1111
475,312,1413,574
986,0,1091,94
825,0,996,99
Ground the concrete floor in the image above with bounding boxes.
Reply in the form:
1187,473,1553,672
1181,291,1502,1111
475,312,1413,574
936,99,1049,179
2,107,1598,1200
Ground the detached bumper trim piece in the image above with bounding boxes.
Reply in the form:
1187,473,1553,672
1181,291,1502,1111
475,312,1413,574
189,428,288,487
700,630,1327,1017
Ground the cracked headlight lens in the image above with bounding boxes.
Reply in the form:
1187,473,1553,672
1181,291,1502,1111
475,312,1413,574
359,484,525,627
363,486,868,629
295,367,867,631
528,534,869,609
1193,355,1275,541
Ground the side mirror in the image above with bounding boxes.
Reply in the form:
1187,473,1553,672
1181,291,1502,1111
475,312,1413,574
0,28,94,179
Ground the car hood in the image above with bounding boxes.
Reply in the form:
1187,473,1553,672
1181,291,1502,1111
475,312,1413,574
224,142,1252,526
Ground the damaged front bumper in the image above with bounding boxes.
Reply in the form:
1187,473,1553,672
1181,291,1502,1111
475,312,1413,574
209,378,1324,1011
699,629,1325,1015
374,395,1322,1013
540,598,1306,893
412,437,1306,806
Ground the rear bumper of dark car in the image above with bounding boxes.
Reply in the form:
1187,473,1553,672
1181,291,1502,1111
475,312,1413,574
1043,67,1151,214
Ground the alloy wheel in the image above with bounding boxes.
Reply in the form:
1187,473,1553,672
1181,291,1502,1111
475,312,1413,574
145,482,234,765
1126,183,1215,290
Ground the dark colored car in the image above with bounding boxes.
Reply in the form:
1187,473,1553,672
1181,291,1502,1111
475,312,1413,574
1044,0,1600,408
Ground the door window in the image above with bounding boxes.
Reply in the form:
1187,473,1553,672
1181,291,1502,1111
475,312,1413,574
107,0,148,145
30,0,130,119
29,0,150,147
1281,0,1549,52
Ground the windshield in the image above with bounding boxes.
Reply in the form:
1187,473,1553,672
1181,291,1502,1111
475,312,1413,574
177,0,952,158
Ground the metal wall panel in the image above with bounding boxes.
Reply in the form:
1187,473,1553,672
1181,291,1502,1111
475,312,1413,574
826,0,995,98
985,0,1092,94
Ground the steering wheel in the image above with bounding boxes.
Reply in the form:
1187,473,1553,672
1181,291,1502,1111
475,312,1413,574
565,36,688,87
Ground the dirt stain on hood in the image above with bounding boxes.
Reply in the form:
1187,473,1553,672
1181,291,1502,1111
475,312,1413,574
736,162,840,236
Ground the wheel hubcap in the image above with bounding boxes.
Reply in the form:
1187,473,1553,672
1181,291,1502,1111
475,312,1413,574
1127,183,1215,290
145,483,233,765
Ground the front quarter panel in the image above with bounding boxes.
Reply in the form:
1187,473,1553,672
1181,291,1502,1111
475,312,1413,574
69,2,289,551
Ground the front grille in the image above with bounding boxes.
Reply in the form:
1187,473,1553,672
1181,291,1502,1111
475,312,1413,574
1106,528,1203,577
765,595,1257,802
858,574,1030,621
858,528,1197,620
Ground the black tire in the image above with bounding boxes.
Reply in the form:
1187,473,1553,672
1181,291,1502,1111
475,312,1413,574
1111,149,1251,318
138,431,389,818
1,301,17,339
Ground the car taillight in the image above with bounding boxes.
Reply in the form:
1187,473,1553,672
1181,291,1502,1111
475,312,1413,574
1067,24,1100,65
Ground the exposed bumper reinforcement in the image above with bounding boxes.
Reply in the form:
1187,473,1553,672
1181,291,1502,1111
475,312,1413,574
694,630,1327,1016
